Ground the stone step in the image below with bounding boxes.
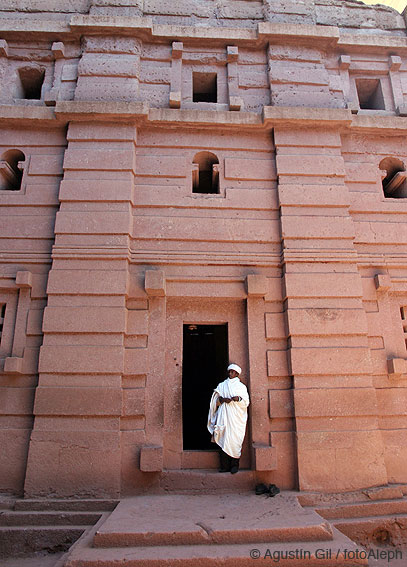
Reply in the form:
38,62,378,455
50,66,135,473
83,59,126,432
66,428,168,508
92,492,333,548
0,511,103,526
13,499,118,512
315,499,407,520
0,526,87,558
65,533,368,567
160,469,257,493
298,486,406,508
61,495,369,567
0,495,15,511
332,514,407,548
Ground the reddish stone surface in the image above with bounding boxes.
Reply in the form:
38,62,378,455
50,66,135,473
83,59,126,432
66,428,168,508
0,0,407,501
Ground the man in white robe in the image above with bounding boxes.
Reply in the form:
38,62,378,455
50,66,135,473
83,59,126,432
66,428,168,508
207,363,250,474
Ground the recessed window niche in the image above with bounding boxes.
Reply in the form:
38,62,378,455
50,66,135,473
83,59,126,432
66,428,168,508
0,149,25,191
17,66,45,100
192,151,219,194
380,157,407,198
193,72,217,103
356,78,385,110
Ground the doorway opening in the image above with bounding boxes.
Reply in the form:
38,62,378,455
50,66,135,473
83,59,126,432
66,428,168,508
182,323,228,450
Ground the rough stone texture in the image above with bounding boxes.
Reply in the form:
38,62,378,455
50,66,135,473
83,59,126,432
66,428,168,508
1,0,407,502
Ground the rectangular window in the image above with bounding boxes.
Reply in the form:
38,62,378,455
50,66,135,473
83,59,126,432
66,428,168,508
18,67,45,100
355,78,385,110
193,72,217,103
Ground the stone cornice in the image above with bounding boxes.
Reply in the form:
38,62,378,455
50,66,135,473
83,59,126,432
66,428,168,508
258,22,340,47
3,102,407,135
0,17,70,37
0,104,58,128
147,108,262,128
54,100,149,123
338,32,407,52
0,16,406,53
262,106,353,128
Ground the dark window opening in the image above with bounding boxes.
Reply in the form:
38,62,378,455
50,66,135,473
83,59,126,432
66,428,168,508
400,307,407,351
182,323,229,450
380,157,407,198
192,151,219,194
0,149,25,191
0,304,5,340
18,66,45,99
356,78,385,110
193,72,217,103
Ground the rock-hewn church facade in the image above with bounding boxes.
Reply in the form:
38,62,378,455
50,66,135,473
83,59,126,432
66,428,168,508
1,0,407,499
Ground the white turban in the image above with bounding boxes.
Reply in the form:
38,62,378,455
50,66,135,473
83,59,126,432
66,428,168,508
227,363,242,375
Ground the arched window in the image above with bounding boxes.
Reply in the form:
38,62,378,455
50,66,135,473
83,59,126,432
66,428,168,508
380,157,407,198
192,151,219,194
0,150,26,191
17,66,45,100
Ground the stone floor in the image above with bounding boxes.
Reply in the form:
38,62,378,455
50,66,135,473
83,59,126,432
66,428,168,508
2,491,407,566
3,545,406,567
2,551,65,567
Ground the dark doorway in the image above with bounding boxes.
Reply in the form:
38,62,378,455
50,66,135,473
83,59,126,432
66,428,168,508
182,324,228,450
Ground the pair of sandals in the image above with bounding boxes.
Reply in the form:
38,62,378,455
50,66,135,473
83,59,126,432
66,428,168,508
255,483,280,497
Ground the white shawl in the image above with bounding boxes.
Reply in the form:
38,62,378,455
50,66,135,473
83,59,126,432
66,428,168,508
207,377,250,458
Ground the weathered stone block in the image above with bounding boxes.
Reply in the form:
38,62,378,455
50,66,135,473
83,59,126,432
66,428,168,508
387,358,407,377
140,445,163,472
253,445,277,471
145,270,166,297
3,357,24,375
374,273,391,292
16,270,32,289
246,274,268,297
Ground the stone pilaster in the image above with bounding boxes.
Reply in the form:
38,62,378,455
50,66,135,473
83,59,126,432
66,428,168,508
24,122,136,498
275,126,388,492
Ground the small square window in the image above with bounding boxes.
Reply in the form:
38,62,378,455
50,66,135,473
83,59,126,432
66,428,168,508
355,78,385,110
193,72,217,103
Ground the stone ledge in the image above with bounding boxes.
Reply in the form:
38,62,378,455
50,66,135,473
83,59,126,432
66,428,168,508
351,113,407,134
0,18,70,36
148,107,262,127
263,106,352,127
4,101,407,134
70,13,153,33
152,23,256,41
0,15,406,55
0,104,57,126
339,32,407,51
258,22,339,46
54,100,149,122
